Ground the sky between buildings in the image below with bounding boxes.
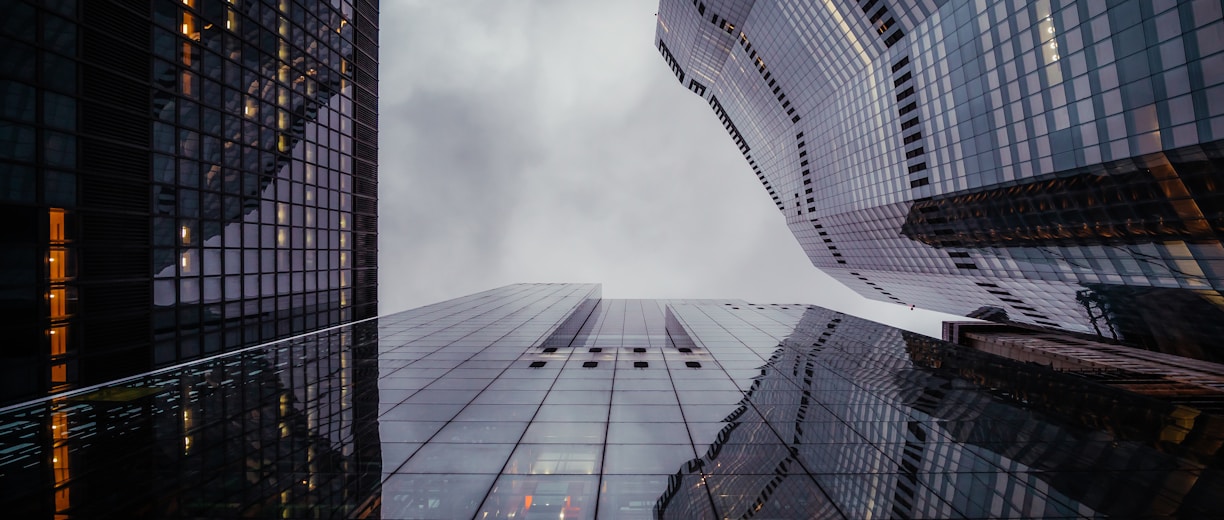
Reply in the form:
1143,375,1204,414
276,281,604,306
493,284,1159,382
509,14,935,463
376,0,964,338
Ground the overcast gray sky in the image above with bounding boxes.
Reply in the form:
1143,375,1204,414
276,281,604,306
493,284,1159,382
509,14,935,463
377,0,962,337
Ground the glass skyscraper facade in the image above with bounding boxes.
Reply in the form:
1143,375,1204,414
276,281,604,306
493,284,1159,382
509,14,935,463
0,0,379,406
3,283,1221,518
655,0,1224,360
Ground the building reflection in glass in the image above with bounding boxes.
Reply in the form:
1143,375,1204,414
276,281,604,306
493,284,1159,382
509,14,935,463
3,284,1222,518
0,320,381,519
657,307,1224,518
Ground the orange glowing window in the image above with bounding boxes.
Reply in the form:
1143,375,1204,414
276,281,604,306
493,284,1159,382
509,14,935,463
50,326,67,356
49,248,67,280
51,363,67,383
182,70,196,97
53,440,70,509
182,12,199,40
49,209,65,243
49,288,66,318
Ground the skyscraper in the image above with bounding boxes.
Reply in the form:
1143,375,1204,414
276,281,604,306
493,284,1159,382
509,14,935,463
655,0,1224,359
3,283,1221,517
0,0,379,405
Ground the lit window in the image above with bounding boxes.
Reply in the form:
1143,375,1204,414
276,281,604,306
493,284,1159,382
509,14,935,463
181,12,199,40
50,326,67,356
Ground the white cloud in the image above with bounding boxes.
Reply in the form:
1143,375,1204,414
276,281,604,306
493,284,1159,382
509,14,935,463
377,0,962,338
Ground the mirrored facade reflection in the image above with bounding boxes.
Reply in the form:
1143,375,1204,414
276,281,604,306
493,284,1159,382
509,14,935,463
654,0,1224,359
0,0,379,406
0,320,382,519
4,284,1221,518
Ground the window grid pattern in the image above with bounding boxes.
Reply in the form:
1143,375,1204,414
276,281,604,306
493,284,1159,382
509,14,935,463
655,0,1224,344
0,0,378,406
5,285,1220,517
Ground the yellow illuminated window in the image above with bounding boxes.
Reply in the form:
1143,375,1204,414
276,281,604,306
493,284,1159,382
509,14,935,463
51,363,67,383
54,447,70,511
50,326,67,356
181,70,196,97
226,9,238,31
182,12,199,40
49,209,65,242
49,288,66,317
49,248,66,280
180,225,192,244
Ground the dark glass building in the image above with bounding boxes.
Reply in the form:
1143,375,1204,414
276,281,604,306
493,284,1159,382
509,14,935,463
3,283,1221,518
0,0,379,406
654,0,1224,360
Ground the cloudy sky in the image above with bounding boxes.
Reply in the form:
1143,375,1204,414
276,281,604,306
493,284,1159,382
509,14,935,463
377,0,961,337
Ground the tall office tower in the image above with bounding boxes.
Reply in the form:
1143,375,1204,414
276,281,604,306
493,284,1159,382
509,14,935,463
3,283,1221,517
0,0,379,405
655,0,1224,360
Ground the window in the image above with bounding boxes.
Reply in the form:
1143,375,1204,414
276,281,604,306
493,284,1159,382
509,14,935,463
884,29,905,47
687,79,707,96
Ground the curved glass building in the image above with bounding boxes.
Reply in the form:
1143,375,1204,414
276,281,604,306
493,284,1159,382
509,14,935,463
655,0,1224,360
